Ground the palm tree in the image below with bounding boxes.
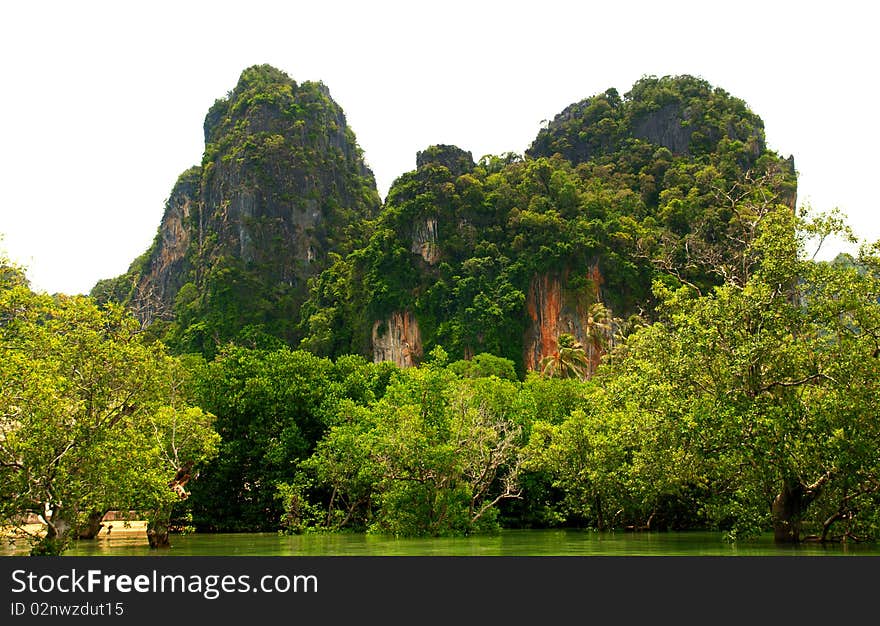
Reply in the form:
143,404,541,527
540,333,591,381
583,302,612,376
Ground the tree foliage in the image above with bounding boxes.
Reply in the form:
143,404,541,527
0,260,219,554
187,347,394,531
298,75,796,377
525,204,880,542
290,348,528,536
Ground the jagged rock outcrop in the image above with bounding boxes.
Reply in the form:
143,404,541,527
93,65,380,351
364,145,479,362
631,103,692,155
372,310,423,368
129,167,200,325
416,145,475,178
404,145,474,266
198,68,378,277
528,74,767,165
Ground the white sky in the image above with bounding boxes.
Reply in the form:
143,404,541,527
1,0,877,295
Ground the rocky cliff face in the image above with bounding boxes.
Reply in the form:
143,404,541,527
316,77,796,378
404,146,474,267
129,167,200,325
416,144,475,178
199,68,378,280
523,265,609,374
631,103,692,155
372,310,423,368
411,217,440,264
94,65,380,350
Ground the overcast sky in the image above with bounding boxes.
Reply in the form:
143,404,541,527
1,0,876,295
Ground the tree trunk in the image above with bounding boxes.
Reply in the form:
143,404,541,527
32,505,72,555
75,510,107,539
771,481,807,543
147,505,172,549
147,521,171,548
31,535,66,556
771,474,831,543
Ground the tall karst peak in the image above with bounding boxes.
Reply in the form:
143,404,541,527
97,70,797,376
92,64,380,356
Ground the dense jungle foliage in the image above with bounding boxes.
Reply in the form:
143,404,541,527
3,68,879,554
5,213,879,552
298,75,797,370
0,258,219,555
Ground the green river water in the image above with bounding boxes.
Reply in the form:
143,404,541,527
5,529,880,556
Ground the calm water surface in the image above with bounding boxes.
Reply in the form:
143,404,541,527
5,529,880,556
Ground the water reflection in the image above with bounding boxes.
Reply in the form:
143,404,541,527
4,529,879,557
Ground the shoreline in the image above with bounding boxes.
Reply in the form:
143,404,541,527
3,520,149,539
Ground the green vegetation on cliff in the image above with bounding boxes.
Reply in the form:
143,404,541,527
94,65,380,358
94,71,796,376
299,75,796,376
5,66,874,552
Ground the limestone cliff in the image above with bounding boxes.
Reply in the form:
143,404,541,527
96,70,798,377
293,75,798,379
93,65,380,351
410,217,440,264
198,67,378,278
404,146,475,267
416,144,475,178
630,102,692,155
372,310,423,368
523,265,610,374
528,74,767,165
129,167,200,326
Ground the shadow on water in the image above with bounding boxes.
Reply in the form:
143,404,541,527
5,529,880,556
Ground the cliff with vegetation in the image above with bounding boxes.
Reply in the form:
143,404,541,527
300,75,796,375
95,69,796,376
92,65,380,355
21,66,880,550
